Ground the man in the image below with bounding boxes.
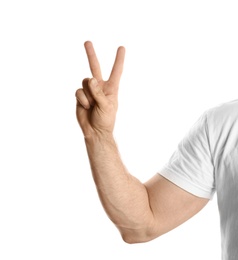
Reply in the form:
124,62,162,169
75,41,238,259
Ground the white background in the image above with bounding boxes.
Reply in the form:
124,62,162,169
1,0,238,259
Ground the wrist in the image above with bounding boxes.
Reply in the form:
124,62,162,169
84,130,115,145
84,131,118,163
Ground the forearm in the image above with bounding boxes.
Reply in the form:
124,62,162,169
84,133,154,243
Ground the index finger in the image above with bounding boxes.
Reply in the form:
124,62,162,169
109,46,126,85
84,41,103,81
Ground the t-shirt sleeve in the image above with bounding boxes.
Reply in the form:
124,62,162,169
159,111,215,199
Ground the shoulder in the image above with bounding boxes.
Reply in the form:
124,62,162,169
206,99,238,124
204,99,238,162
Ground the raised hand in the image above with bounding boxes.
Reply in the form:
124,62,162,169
75,41,126,138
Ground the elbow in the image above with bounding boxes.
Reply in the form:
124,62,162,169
115,214,163,244
121,233,139,244
119,227,161,244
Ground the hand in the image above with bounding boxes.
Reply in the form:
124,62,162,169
75,41,126,138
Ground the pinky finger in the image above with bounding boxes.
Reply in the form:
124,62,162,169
75,88,91,109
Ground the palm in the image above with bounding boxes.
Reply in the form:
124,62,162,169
76,41,125,137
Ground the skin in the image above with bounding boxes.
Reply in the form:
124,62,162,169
75,41,209,243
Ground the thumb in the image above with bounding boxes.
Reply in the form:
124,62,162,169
88,78,107,107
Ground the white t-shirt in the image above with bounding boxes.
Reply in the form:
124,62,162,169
159,99,238,260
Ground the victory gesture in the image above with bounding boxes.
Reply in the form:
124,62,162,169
75,41,126,138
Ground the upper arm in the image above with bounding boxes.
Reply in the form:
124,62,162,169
144,173,209,239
